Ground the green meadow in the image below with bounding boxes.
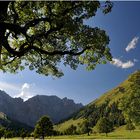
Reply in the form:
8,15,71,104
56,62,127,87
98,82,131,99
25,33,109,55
49,126,140,139
3,125,140,140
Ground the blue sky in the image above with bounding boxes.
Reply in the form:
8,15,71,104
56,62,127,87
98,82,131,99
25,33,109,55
0,2,140,105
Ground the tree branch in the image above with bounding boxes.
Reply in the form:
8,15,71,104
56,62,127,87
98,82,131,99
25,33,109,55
25,17,51,30
33,45,90,56
0,22,26,36
3,56,18,65
2,37,31,57
30,23,64,42
3,35,90,58
11,2,19,24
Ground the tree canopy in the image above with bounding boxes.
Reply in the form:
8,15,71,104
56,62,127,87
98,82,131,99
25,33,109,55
0,1,113,77
34,115,53,139
125,121,135,132
96,117,113,136
119,71,140,125
0,127,5,139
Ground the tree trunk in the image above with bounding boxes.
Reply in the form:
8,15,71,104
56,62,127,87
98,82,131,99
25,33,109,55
0,1,10,53
0,1,10,20
88,132,90,136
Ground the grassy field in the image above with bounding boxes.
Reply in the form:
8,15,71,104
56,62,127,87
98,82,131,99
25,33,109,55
2,125,140,139
55,118,85,132
49,129,140,139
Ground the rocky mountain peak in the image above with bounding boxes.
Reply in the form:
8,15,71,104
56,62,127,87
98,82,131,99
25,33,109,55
0,91,83,127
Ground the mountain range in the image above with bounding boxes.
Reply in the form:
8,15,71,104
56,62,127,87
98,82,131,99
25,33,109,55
0,70,140,132
0,92,83,127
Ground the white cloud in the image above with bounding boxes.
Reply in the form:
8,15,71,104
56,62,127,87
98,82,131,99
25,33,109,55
0,81,34,101
0,81,20,92
0,81,55,101
125,37,139,52
134,58,138,62
21,83,30,90
16,83,33,101
111,58,135,69
122,61,134,69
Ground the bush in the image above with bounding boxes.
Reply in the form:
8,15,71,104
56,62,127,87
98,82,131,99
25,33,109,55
96,117,113,136
126,122,135,132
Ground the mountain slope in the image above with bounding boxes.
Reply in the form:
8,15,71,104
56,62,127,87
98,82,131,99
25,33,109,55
0,112,32,131
56,70,140,132
0,91,83,127
93,70,140,105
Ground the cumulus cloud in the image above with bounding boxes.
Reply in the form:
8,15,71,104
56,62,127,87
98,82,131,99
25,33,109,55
111,58,135,69
125,37,139,52
21,83,30,90
16,83,33,101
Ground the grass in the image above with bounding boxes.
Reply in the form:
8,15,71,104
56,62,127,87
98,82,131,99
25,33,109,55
3,125,140,139
49,129,140,139
55,118,85,132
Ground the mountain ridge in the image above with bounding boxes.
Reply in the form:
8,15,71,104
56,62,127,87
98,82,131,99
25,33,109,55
0,91,83,127
93,70,140,105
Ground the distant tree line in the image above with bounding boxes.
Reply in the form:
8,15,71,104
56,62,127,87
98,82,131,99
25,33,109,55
0,127,30,139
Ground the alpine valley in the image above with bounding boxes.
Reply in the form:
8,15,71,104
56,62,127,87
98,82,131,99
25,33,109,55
0,70,140,135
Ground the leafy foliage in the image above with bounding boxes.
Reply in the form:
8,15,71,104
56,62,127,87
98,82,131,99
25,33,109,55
34,115,53,139
0,127,5,139
78,120,92,135
125,122,135,132
0,1,112,76
20,129,27,139
64,124,77,135
119,70,140,125
95,117,113,136
73,100,124,129
4,130,14,139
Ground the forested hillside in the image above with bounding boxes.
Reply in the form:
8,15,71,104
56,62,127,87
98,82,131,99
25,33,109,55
56,70,140,135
